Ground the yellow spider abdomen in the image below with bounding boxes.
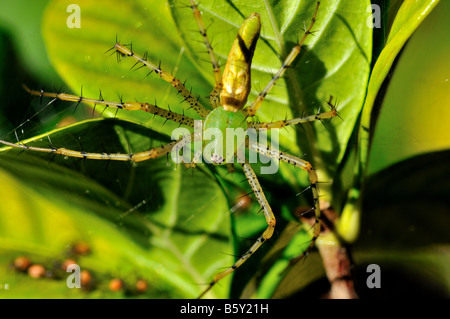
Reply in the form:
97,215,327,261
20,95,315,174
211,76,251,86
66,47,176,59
220,12,261,112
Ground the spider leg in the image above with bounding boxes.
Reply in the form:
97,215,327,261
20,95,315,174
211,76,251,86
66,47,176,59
198,162,275,299
112,43,210,118
23,86,195,128
248,141,321,266
246,1,320,116
181,148,202,168
248,97,338,130
0,131,198,163
189,0,223,108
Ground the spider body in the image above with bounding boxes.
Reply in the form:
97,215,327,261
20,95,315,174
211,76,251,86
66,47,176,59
189,11,261,166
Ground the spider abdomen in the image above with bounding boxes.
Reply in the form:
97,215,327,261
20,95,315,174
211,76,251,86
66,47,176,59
220,12,261,112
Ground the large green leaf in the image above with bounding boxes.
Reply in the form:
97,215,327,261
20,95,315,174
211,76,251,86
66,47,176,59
355,150,450,297
17,0,373,298
367,0,450,175
1,0,442,300
42,0,208,137
43,0,372,200
0,119,231,298
359,0,440,172
338,0,441,244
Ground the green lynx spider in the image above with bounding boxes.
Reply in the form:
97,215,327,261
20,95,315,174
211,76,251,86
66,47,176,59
1,0,337,298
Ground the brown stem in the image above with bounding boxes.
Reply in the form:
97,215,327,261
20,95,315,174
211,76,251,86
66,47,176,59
297,206,358,299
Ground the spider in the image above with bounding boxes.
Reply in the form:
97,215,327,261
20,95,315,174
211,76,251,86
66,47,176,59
0,0,337,298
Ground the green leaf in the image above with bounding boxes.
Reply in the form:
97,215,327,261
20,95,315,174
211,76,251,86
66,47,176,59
0,119,232,298
354,150,450,297
170,0,372,194
0,0,61,83
42,0,372,198
26,0,373,298
359,0,440,171
337,0,441,245
43,0,209,136
367,0,450,175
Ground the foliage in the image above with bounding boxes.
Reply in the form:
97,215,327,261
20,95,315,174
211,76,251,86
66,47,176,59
0,0,447,298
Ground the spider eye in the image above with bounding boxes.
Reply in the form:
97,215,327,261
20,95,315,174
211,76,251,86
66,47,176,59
210,153,225,165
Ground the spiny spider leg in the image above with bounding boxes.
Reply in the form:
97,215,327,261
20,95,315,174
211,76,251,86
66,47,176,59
0,131,196,163
189,0,223,108
248,96,338,130
248,141,322,264
246,1,320,116
198,162,276,299
2,87,200,162
112,42,210,118
23,86,196,128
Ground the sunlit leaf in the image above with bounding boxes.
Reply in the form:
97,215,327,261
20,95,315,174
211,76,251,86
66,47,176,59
367,0,450,174
359,0,440,170
1,0,444,300
0,119,232,298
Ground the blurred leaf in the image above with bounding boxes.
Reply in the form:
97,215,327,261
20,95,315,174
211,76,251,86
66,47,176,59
359,0,440,171
338,0,441,247
171,0,372,297
43,0,209,137
368,0,450,174
0,0,61,83
0,119,232,298
353,150,450,297
362,150,450,251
